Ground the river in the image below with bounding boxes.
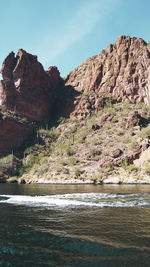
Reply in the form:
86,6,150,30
0,184,150,266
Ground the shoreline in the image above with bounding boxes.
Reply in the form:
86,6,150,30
13,178,150,185
24,173,150,185
3,168,150,185
2,181,150,185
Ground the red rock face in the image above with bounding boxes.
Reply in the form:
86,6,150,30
0,49,61,121
0,114,34,154
66,36,150,104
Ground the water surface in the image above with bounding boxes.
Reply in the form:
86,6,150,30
0,184,150,266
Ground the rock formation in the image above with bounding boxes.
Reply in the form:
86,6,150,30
65,36,150,120
0,49,61,121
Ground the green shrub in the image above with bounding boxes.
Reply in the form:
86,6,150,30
112,116,118,123
131,141,138,149
89,148,101,157
66,147,75,156
116,129,124,136
138,128,150,139
121,159,128,170
74,168,83,177
38,128,47,134
58,159,68,166
0,154,13,165
56,165,63,173
122,100,132,111
27,155,39,167
121,160,139,173
69,157,78,165
57,117,69,124
91,138,99,145
0,105,6,113
102,151,109,156
18,116,28,123
108,143,114,147
63,168,69,174
19,154,41,176
106,162,114,171
105,124,111,129
127,165,139,173
136,102,150,113
103,102,116,115
38,129,58,141
123,136,131,144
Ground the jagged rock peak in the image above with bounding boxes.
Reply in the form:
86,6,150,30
66,35,150,105
0,49,61,121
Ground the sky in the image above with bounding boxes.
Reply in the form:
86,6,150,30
0,0,150,78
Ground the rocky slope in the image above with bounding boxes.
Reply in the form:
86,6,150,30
0,35,150,183
18,100,150,184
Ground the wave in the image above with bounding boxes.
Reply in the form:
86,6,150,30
0,192,150,208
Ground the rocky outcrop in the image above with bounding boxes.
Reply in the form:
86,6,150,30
65,36,150,120
0,49,61,121
0,113,35,154
69,93,115,121
111,149,123,158
119,110,148,129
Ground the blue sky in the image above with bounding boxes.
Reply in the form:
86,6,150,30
0,0,150,77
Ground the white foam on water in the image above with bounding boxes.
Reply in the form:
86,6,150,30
0,193,150,208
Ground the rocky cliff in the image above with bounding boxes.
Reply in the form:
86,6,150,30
0,49,61,121
0,49,62,159
65,36,150,120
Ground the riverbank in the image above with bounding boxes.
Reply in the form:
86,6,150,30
7,169,150,185
1,99,150,185
16,100,150,184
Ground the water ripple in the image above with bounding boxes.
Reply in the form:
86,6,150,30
0,192,150,208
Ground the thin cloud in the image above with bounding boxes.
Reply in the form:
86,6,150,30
35,0,118,66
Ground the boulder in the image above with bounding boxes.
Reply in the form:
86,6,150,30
111,149,123,158
125,111,147,129
124,148,141,164
100,113,113,123
91,124,100,131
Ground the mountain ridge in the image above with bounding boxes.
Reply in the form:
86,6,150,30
64,36,150,121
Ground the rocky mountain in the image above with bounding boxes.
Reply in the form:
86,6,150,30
65,36,150,120
0,35,150,183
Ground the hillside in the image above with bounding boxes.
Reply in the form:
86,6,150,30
0,36,150,184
